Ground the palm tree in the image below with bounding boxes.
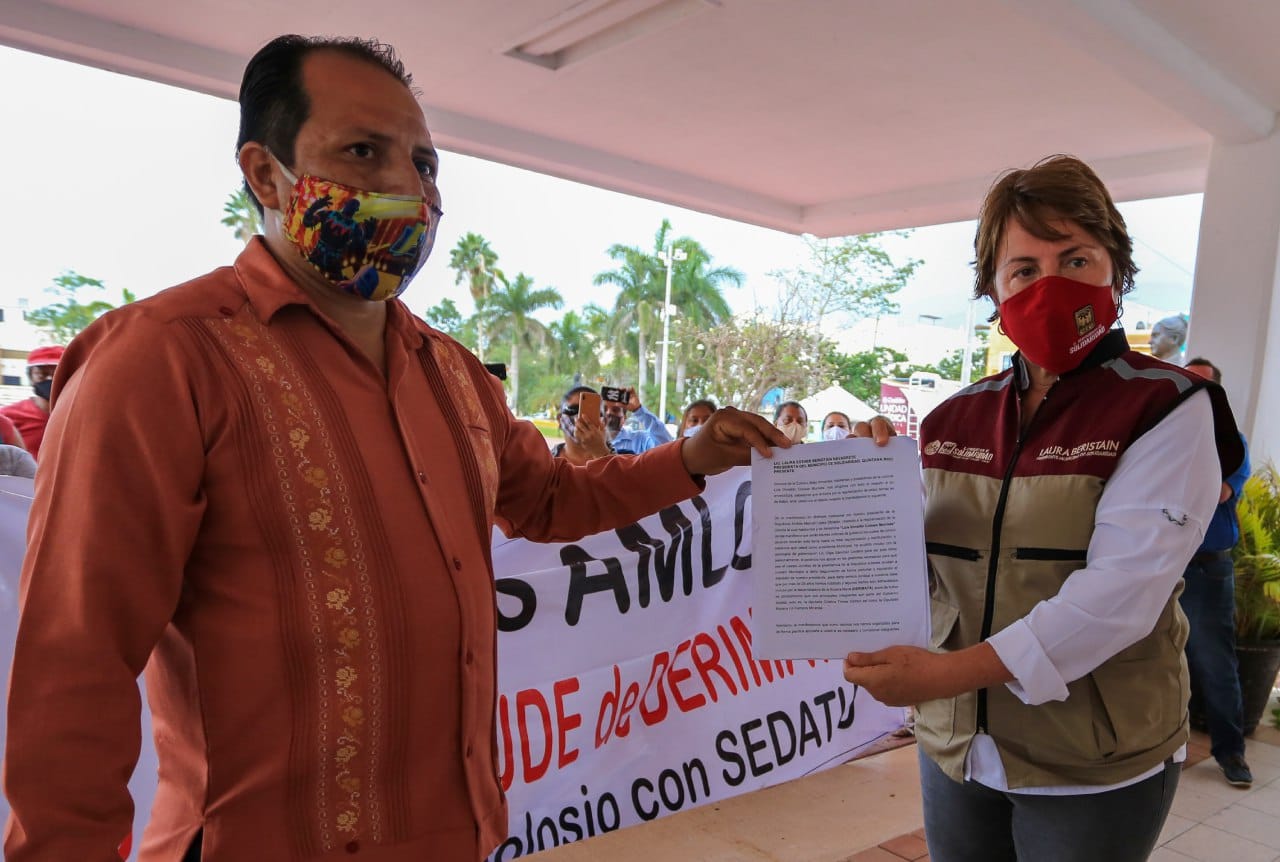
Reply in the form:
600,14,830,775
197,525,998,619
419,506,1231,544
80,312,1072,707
448,232,502,362
549,309,601,380
221,188,262,245
484,273,563,412
598,220,743,408
666,237,742,397
594,241,663,402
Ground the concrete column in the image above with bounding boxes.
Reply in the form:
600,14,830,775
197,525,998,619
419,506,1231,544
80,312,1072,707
1186,130,1280,465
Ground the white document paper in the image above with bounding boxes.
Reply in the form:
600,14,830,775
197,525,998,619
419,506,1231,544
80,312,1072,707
751,436,929,659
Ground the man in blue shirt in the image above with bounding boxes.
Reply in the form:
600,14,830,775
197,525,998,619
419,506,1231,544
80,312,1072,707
603,386,673,455
1183,357,1252,786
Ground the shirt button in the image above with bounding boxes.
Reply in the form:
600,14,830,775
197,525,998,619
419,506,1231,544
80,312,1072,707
417,471,427,484
465,650,474,666
466,743,474,758
453,557,462,571
345,840,360,853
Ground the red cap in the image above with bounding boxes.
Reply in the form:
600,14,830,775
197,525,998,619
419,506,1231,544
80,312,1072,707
26,346,65,367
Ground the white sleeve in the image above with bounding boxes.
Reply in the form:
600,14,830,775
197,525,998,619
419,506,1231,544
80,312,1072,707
986,390,1219,705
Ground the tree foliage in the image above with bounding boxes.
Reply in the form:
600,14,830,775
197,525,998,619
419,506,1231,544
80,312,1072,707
423,298,464,334
823,346,913,407
483,273,563,411
398,227,933,420
448,232,502,362
771,233,921,356
1234,463,1280,641
690,313,831,412
935,343,990,382
595,219,741,407
26,271,134,343
221,188,263,245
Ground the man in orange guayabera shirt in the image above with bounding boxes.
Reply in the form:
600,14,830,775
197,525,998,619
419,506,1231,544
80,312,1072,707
3,35,798,862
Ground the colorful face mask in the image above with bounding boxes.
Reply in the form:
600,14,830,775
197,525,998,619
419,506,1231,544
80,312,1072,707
276,158,441,301
999,275,1118,375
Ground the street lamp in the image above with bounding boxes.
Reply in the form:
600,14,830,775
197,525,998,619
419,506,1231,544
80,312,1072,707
657,244,687,426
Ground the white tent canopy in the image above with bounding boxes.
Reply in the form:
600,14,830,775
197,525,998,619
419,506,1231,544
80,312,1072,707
799,384,876,430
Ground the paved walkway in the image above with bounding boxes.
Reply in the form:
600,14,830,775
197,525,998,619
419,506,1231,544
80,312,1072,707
531,724,1280,861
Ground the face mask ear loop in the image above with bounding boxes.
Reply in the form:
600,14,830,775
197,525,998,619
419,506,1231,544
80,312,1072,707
264,148,300,186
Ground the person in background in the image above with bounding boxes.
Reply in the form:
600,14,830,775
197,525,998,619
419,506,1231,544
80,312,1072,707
604,386,673,454
821,411,852,441
1181,356,1252,787
0,445,35,479
552,385,612,465
0,346,64,460
0,415,26,455
3,35,786,862
679,399,717,437
774,400,808,444
843,155,1244,862
1149,314,1188,366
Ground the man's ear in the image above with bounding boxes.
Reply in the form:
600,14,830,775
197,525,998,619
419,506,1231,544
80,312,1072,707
239,142,282,212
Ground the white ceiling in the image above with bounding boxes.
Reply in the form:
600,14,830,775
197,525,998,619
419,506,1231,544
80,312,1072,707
1,0,1276,236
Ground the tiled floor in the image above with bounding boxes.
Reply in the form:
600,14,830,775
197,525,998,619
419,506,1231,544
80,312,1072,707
532,724,1280,861
1152,728,1280,862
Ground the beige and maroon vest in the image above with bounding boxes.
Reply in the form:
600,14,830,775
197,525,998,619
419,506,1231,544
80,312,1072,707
917,330,1243,787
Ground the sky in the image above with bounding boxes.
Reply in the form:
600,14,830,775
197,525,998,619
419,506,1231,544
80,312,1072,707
0,44,1202,355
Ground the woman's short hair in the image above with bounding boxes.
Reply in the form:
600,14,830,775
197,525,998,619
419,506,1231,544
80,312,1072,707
973,155,1137,315
822,411,851,427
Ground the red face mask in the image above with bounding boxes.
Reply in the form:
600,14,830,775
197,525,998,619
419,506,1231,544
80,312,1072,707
999,276,1118,374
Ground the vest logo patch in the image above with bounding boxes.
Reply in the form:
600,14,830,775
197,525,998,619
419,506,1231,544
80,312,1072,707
924,440,994,463
1036,439,1121,461
1074,305,1096,335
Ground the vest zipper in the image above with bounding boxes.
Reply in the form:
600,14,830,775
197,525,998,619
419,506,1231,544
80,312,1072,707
976,383,1052,733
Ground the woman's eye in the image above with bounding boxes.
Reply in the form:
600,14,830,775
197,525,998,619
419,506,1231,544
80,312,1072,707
415,160,435,178
1014,266,1036,279
1066,256,1087,269
349,143,375,159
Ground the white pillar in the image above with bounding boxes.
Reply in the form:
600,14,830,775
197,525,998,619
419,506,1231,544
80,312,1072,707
1186,129,1280,466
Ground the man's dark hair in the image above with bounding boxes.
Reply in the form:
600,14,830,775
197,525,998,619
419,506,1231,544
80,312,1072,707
561,385,598,410
237,35,414,215
1185,357,1222,383
774,400,807,422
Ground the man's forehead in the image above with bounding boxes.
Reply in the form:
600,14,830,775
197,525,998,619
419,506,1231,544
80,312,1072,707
300,51,430,137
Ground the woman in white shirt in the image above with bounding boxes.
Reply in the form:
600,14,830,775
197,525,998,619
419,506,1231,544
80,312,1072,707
843,155,1244,862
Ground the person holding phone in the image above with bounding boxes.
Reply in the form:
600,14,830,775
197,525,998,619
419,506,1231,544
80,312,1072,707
602,386,673,454
553,386,612,465
843,155,1244,862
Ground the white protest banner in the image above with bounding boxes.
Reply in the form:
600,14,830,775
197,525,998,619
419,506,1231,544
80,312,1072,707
0,469,900,861
486,467,900,860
